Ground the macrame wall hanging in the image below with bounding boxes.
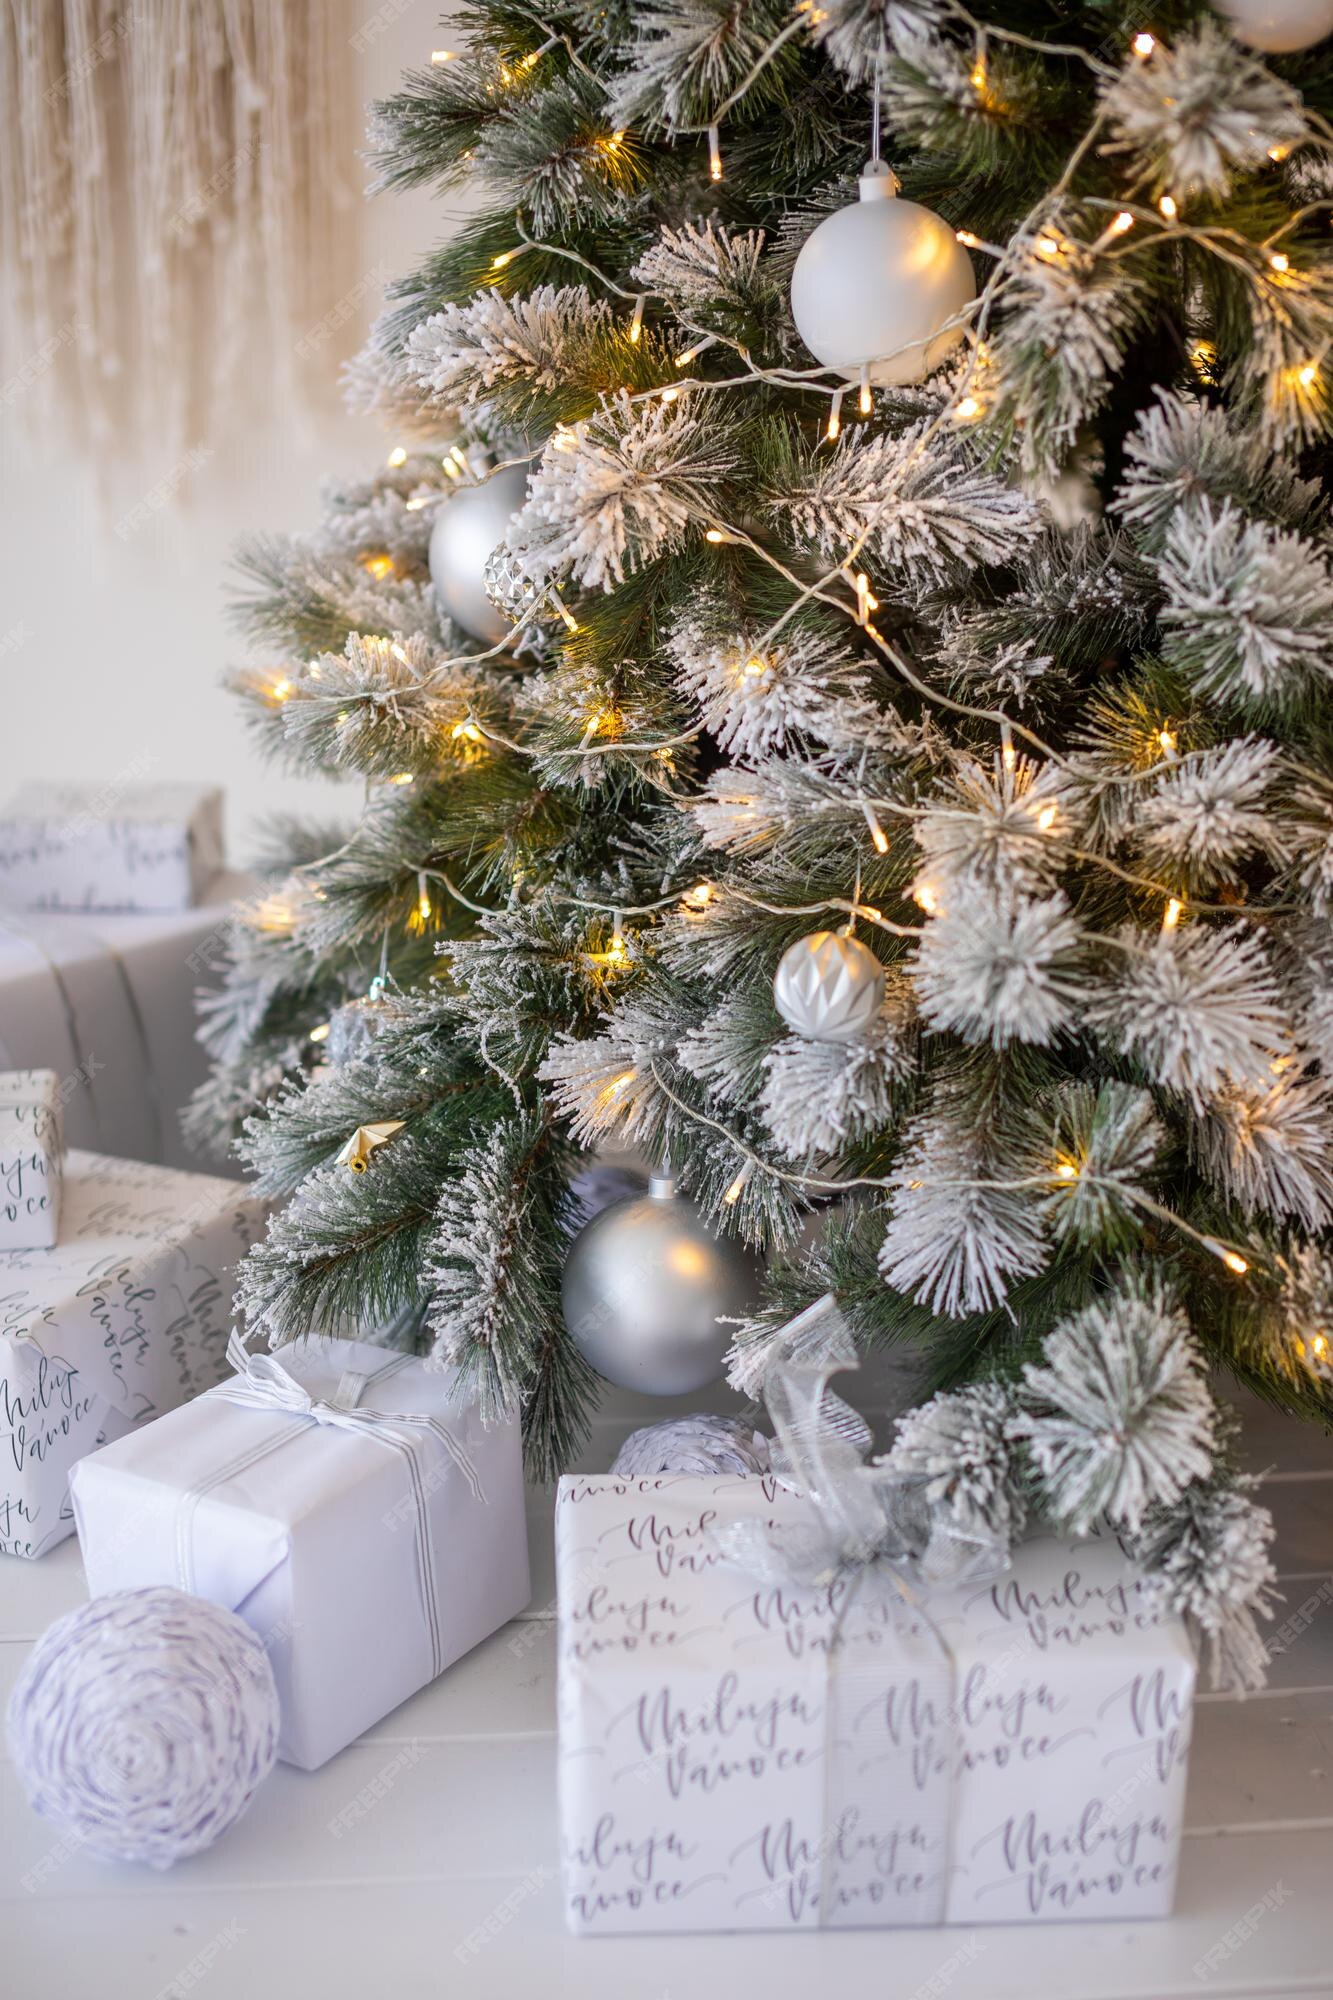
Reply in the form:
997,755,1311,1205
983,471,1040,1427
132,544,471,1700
0,0,354,484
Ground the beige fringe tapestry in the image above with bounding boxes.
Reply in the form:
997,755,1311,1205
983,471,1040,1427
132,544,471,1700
0,0,354,475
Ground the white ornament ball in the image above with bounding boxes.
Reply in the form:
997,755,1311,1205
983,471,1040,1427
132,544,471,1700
790,164,977,388
773,930,886,1043
562,1173,760,1395
1215,0,1333,49
6,1587,279,1868
429,462,531,645
611,1413,771,1477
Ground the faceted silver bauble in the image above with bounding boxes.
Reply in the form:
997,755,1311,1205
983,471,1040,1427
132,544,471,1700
482,541,544,625
773,930,886,1043
561,1173,760,1395
428,463,530,645
790,165,976,388
1215,0,1333,47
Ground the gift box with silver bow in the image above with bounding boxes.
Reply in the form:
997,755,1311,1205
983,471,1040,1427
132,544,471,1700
555,1306,1195,1934
71,1334,531,1769
0,1067,64,1250
0,1150,266,1560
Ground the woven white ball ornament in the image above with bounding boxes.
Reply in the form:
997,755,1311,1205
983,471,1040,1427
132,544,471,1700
611,1414,771,1477
773,930,886,1043
790,163,976,387
6,1587,279,1868
1215,0,1333,49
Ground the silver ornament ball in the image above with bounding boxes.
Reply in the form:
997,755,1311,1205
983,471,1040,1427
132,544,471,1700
429,463,531,645
562,1172,760,1395
790,164,976,388
1215,0,1333,48
773,930,886,1043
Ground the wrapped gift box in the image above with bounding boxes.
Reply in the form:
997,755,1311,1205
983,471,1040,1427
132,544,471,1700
72,1335,531,1769
0,782,224,913
0,871,251,1172
555,1473,1195,1934
0,1150,266,1559
0,1068,64,1250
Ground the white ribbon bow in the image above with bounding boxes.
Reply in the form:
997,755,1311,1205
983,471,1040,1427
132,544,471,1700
219,1330,484,1503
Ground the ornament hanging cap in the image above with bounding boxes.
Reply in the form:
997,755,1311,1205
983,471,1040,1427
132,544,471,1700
859,160,900,202
649,1167,676,1200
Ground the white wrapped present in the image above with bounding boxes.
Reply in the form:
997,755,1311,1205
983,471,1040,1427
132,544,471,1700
555,1472,1196,1934
0,871,251,1172
0,782,224,913
0,1150,266,1558
72,1334,531,1769
0,1068,64,1249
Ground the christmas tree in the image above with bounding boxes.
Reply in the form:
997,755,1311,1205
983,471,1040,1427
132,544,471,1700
193,0,1333,1685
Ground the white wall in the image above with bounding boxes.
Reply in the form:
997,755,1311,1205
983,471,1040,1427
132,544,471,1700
2,3,465,864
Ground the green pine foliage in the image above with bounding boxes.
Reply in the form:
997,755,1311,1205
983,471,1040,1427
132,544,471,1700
198,0,1333,1500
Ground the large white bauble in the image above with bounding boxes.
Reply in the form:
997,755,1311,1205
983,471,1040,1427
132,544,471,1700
428,463,530,644
561,1174,760,1395
790,165,977,388
773,930,886,1044
1215,0,1333,48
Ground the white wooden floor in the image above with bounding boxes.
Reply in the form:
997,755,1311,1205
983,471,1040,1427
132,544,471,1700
3,1382,1332,2000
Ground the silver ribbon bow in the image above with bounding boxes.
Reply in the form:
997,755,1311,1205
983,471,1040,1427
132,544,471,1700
713,1296,1009,1930
715,1295,1008,1591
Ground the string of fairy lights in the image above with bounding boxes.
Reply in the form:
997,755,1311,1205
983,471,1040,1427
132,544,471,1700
247,6,1333,1306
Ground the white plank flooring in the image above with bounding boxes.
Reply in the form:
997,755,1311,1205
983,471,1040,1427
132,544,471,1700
2,1383,1331,1999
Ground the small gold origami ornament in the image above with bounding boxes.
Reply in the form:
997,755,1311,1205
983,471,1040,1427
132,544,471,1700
336,1120,406,1173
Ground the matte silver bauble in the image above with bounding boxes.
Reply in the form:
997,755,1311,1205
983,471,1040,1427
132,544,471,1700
428,464,530,645
561,1173,760,1395
1215,0,1333,48
790,164,976,388
773,930,886,1043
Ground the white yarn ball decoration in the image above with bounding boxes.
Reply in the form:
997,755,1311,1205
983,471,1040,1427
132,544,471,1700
1215,0,1333,49
611,1414,772,1477
6,1587,280,1869
429,462,531,646
773,930,886,1043
790,163,976,387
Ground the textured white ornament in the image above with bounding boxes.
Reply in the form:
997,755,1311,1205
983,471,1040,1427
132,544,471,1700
562,1173,760,1395
611,1414,771,1476
773,930,886,1043
790,164,977,387
1215,0,1333,49
6,1587,279,1869
429,462,531,644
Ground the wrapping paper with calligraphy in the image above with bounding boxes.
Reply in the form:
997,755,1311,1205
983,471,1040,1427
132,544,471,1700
0,1149,265,1558
556,1473,1195,1933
